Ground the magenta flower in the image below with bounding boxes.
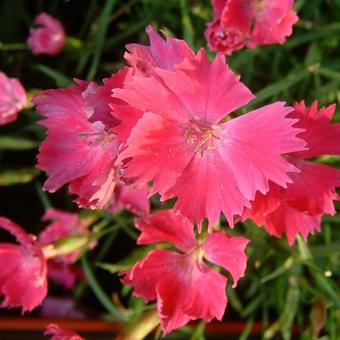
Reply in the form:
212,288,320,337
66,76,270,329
121,210,249,334
0,72,27,125
39,208,90,263
205,0,298,54
44,323,84,340
33,73,124,208
38,208,92,289
0,217,47,312
243,101,340,245
106,183,150,216
27,12,66,56
113,33,305,227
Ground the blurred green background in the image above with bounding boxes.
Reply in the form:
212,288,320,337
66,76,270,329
0,0,339,339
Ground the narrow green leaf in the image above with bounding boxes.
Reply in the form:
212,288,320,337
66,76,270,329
36,64,72,87
280,277,300,340
0,168,40,186
251,69,310,106
81,255,127,321
0,136,39,150
180,0,194,48
87,0,117,80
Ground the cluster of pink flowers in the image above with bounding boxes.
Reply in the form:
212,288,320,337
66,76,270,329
205,0,299,54
27,25,339,334
0,209,91,312
0,5,339,337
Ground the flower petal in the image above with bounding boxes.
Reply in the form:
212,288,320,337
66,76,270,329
136,210,196,252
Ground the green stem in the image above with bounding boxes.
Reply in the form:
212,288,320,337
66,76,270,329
0,42,27,50
81,254,127,321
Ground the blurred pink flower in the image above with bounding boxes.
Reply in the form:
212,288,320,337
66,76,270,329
0,71,27,125
39,208,91,289
114,35,305,227
121,210,249,334
243,101,340,245
27,12,66,56
39,208,90,263
0,217,47,312
44,323,84,340
106,183,150,216
205,0,298,54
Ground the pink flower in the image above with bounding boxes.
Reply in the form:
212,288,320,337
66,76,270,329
205,19,246,55
0,72,27,125
106,183,150,216
33,73,124,209
243,101,340,245
27,12,66,56
44,323,84,340
205,0,298,54
0,217,47,312
39,208,91,289
39,208,90,263
121,210,249,334
114,34,305,227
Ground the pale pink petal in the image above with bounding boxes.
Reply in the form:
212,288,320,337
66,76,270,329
121,249,179,302
250,1,299,46
0,72,27,125
125,25,195,76
289,101,340,158
221,102,306,199
204,232,249,287
27,12,65,56
135,210,196,252
154,51,254,122
44,323,84,340
106,183,150,216
39,208,88,264
0,217,47,312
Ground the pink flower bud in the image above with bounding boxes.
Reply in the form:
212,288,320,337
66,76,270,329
27,12,65,56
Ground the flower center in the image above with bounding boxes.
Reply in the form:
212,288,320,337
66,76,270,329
185,119,224,156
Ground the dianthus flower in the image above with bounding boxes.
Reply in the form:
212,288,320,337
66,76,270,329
34,70,129,208
44,323,84,340
39,209,91,289
106,183,150,216
0,217,47,312
27,12,66,56
243,101,340,245
0,71,27,125
121,210,249,334
113,28,305,227
205,0,298,54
